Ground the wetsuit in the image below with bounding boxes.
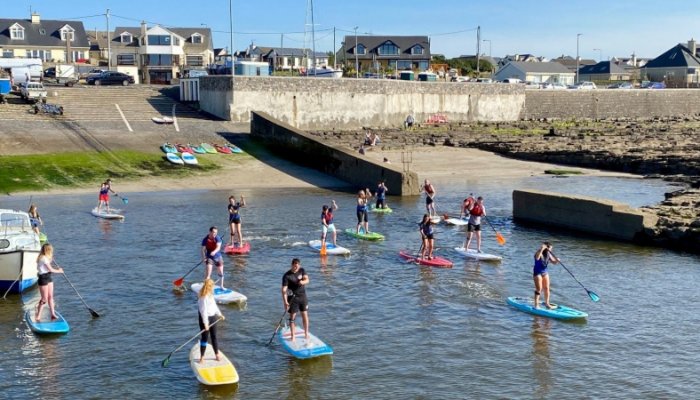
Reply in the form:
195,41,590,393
282,268,308,313
228,202,242,224
356,200,368,223
375,185,387,208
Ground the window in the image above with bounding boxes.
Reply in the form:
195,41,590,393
174,37,180,46
10,24,25,40
144,54,175,66
191,34,202,44
356,44,366,55
147,35,171,46
3,50,13,58
186,55,203,66
121,33,133,43
117,54,136,65
26,49,49,61
60,26,75,41
411,45,424,55
71,51,85,62
378,42,399,55
396,60,412,70
418,61,429,71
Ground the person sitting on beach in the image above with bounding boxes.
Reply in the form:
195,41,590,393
405,114,415,129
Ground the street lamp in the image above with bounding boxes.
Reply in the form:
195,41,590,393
354,26,359,78
229,0,235,111
576,33,582,83
482,39,491,58
593,48,602,62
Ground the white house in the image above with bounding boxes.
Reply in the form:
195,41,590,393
494,61,575,84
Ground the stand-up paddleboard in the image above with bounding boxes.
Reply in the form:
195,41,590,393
399,251,453,268
506,297,588,320
39,232,48,244
344,228,384,241
201,143,217,154
191,144,206,154
91,207,125,220
160,142,177,153
191,282,247,304
223,242,251,255
225,144,243,154
166,152,184,165
181,152,198,165
308,240,351,255
189,344,239,385
25,310,70,334
278,325,333,359
444,217,469,226
429,216,442,224
370,205,393,213
454,247,502,262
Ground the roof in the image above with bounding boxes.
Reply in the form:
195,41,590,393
553,56,597,68
502,61,574,74
86,30,109,51
0,17,90,48
111,26,213,50
340,35,430,58
645,44,700,68
578,61,628,75
263,47,327,58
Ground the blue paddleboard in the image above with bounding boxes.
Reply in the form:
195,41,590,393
278,326,333,359
25,310,70,334
506,297,587,320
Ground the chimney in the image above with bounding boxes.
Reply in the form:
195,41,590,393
688,38,697,56
31,12,40,25
140,21,147,39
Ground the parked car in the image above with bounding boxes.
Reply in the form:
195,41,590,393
639,81,666,89
475,78,493,83
87,71,135,86
501,78,522,84
452,76,470,82
183,69,208,78
20,81,47,102
569,81,597,90
82,68,108,80
607,82,633,89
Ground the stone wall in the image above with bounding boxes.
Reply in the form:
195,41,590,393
250,111,420,195
512,189,658,241
198,76,232,120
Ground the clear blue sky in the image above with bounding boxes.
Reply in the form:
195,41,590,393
4,0,699,60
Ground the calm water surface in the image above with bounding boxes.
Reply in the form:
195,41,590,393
1,175,697,399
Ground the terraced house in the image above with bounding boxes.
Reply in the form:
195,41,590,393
110,22,214,84
0,13,89,62
338,35,431,74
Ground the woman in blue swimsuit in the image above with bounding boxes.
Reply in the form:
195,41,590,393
533,242,559,309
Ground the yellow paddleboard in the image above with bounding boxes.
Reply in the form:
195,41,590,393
189,344,239,385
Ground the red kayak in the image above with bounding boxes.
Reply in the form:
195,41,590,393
224,242,251,254
176,143,193,153
399,251,453,268
215,144,233,154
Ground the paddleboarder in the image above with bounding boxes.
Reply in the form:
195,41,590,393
460,193,475,220
35,243,64,322
375,181,389,209
201,226,225,290
197,278,224,363
282,258,310,342
321,200,338,248
27,204,42,235
419,214,436,260
465,196,486,253
356,189,372,234
227,195,246,247
97,178,117,212
421,179,437,217
533,242,560,309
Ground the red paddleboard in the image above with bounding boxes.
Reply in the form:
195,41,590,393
224,242,251,254
399,251,453,268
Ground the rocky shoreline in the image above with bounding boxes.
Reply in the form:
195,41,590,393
311,118,700,254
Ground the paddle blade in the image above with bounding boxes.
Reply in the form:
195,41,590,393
587,290,601,302
121,197,128,204
89,308,100,318
320,242,327,256
173,277,184,287
496,232,506,245
161,355,171,368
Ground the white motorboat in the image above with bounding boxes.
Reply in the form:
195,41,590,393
305,66,343,78
0,209,41,294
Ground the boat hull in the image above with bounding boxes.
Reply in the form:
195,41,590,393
0,249,40,294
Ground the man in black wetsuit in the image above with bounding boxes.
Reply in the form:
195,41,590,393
281,258,310,342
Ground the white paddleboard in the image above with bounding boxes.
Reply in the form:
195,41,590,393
454,247,502,261
308,240,351,255
444,217,469,226
181,152,198,165
191,282,247,304
430,216,442,224
278,325,333,359
91,207,124,219
166,152,184,165
189,344,239,385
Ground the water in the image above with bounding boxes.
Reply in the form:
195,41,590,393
1,175,697,399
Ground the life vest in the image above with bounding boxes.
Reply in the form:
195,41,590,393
470,203,484,216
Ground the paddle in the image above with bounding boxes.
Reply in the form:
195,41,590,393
2,269,23,299
173,260,204,287
267,295,294,346
114,193,128,204
550,253,600,302
58,265,100,318
484,217,506,246
161,316,224,367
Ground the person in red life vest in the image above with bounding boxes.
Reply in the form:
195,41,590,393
201,226,225,290
420,179,437,217
321,200,338,248
465,196,486,253
460,193,475,220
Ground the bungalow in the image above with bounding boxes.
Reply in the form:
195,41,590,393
238,45,328,71
642,40,700,88
0,13,89,63
338,35,431,74
578,61,631,82
494,61,575,84
552,55,597,73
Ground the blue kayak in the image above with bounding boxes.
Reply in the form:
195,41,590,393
506,297,587,320
25,310,70,334
278,326,333,359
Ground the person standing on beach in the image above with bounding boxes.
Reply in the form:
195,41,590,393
375,181,389,209
321,200,338,248
533,242,559,309
419,214,435,260
465,196,486,252
27,204,42,235
97,179,117,212
201,226,225,289
35,243,64,321
281,258,310,342
197,278,224,363
356,189,371,234
421,179,437,217
227,195,246,247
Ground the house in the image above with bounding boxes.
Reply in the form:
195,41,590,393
552,55,597,72
237,45,328,72
338,35,431,74
578,61,631,82
86,30,109,65
110,22,214,84
642,40,700,88
494,61,575,84
0,13,90,63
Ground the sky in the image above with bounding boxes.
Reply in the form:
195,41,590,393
4,0,700,60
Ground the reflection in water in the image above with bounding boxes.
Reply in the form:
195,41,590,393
97,219,114,237
531,317,552,399
283,356,333,399
198,381,239,398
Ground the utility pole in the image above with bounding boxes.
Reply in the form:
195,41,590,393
310,0,316,75
333,27,336,67
229,0,235,98
354,26,359,78
106,9,111,70
476,26,481,75
576,33,582,83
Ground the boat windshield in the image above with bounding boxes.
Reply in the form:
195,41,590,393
0,212,30,231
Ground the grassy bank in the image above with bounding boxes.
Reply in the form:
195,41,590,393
0,150,220,194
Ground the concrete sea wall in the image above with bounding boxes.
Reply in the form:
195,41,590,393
250,111,420,195
512,189,658,241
